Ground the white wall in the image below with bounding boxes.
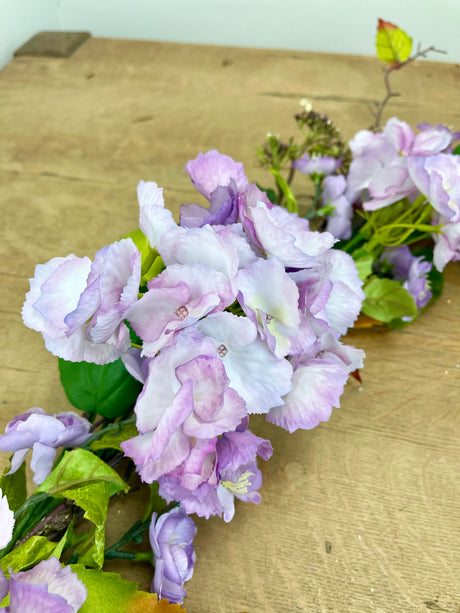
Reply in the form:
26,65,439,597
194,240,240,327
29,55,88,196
1,0,459,71
0,0,58,70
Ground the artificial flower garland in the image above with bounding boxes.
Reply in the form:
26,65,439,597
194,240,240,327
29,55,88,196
0,19,458,612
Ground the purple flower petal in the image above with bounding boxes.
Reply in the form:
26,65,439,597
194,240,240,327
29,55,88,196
185,150,248,201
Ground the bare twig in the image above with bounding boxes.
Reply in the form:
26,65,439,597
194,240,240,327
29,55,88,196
369,45,446,132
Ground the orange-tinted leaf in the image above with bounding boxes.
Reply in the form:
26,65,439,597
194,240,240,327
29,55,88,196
353,314,386,328
376,18,412,64
377,18,397,32
127,593,186,613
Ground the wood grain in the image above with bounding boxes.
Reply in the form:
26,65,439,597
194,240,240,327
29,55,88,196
0,38,459,612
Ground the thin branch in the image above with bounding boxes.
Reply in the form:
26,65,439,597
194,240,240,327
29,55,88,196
369,45,446,132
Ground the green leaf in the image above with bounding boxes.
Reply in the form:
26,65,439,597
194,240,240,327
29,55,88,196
269,168,298,213
354,253,374,282
452,145,460,155
71,565,138,612
376,19,412,64
125,229,165,285
0,536,58,574
427,265,444,302
0,460,26,512
37,449,129,568
58,358,142,419
362,277,417,323
72,565,186,612
89,419,139,452
70,565,177,613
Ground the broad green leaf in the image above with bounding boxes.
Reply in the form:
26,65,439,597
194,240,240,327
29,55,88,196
90,419,139,452
452,145,460,155
362,277,417,323
0,460,26,512
1,536,58,574
270,168,298,213
72,565,186,612
376,19,412,64
58,357,142,419
354,254,374,282
37,449,129,568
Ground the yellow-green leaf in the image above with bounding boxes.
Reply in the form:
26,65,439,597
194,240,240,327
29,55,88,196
376,19,412,64
37,449,129,568
71,566,187,613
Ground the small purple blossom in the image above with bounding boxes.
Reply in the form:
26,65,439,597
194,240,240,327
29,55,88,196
149,507,196,604
0,557,87,613
293,154,341,176
0,409,91,484
382,246,433,313
322,174,353,239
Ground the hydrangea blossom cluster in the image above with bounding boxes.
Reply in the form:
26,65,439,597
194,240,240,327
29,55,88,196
298,119,460,269
345,118,460,271
18,149,365,602
119,150,365,520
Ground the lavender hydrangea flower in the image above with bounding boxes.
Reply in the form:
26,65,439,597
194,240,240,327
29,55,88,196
180,180,240,228
346,118,458,212
236,257,301,357
137,181,177,248
121,328,247,484
126,262,234,356
267,316,365,433
240,201,335,268
158,427,272,521
22,239,141,364
184,150,248,201
149,507,197,604
0,557,87,613
0,409,91,484
407,153,460,222
0,490,14,550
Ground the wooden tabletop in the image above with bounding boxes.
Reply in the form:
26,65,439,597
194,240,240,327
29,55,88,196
0,36,459,613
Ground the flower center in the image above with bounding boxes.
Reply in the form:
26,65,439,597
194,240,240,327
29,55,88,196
175,305,189,321
221,472,255,496
217,344,228,358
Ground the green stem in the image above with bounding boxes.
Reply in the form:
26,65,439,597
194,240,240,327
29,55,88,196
104,519,150,561
82,416,136,450
342,219,372,254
